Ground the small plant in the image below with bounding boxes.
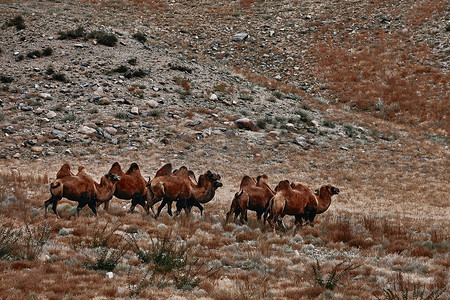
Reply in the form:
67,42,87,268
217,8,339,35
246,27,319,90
62,113,76,122
169,63,193,74
0,223,50,261
124,69,148,78
46,65,55,75
322,119,336,128
52,73,70,83
295,110,311,123
148,109,162,117
273,91,284,99
127,58,137,65
42,47,53,56
84,246,128,271
343,123,357,138
256,118,267,129
132,32,147,43
112,65,129,73
311,259,360,291
114,111,128,119
89,31,117,47
375,273,447,300
58,26,86,39
0,76,13,83
4,15,25,30
26,50,42,59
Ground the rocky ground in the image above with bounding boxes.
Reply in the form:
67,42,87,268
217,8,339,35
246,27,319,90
0,0,448,299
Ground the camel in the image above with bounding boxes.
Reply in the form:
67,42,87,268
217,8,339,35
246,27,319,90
294,184,340,225
147,164,222,218
146,164,191,218
107,162,150,213
174,169,222,216
225,174,275,224
44,164,120,217
264,181,339,231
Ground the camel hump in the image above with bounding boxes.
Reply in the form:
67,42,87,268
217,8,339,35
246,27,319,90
240,175,256,188
109,162,122,173
155,163,172,177
256,174,269,183
77,166,86,175
56,163,72,178
275,180,291,191
174,166,189,177
188,170,197,184
126,163,140,174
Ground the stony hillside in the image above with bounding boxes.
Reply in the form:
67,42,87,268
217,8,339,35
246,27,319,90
0,0,448,299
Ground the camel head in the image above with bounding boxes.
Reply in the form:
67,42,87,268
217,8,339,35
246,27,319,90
205,170,221,182
105,172,121,183
318,185,340,197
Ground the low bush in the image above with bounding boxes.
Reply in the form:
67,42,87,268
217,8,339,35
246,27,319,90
89,31,117,47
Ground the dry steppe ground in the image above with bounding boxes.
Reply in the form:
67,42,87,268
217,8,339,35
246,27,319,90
0,0,448,299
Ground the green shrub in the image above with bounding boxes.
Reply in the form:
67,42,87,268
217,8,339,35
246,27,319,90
26,50,42,59
132,32,147,43
0,76,13,83
311,259,359,291
4,15,25,30
52,73,70,83
58,26,85,40
375,272,447,300
42,47,53,56
89,31,117,47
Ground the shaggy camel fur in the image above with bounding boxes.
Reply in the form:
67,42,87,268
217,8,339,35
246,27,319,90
107,162,149,213
225,174,275,224
174,169,222,216
44,164,120,217
147,164,222,218
147,164,191,218
264,181,339,231
294,184,340,225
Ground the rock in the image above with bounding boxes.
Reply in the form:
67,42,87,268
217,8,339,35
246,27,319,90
209,93,218,101
94,87,105,97
157,223,168,231
311,120,319,127
235,118,257,131
186,120,202,127
130,107,139,115
232,33,249,41
147,100,159,108
286,123,295,130
77,125,97,135
12,153,21,159
46,111,57,119
31,146,44,152
104,127,117,135
51,130,67,139
294,135,309,149
106,272,114,279
38,93,52,99
96,97,111,105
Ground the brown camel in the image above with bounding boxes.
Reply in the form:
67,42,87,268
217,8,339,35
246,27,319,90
44,164,120,217
107,162,150,213
147,164,222,218
225,174,275,224
264,181,339,231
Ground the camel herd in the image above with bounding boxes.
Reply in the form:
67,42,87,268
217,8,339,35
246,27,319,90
45,162,339,231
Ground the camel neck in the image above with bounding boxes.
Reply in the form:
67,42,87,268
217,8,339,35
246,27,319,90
316,194,332,214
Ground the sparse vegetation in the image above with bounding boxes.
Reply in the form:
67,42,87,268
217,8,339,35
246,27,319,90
58,26,85,39
88,31,118,47
132,32,147,43
4,15,25,30
0,76,13,83
311,259,360,291
51,72,70,83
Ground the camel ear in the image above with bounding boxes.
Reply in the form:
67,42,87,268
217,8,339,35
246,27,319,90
314,189,319,196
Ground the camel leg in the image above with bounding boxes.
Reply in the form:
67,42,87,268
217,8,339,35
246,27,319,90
88,200,98,216
45,196,61,218
308,209,317,227
194,202,203,216
103,200,110,211
156,198,169,218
